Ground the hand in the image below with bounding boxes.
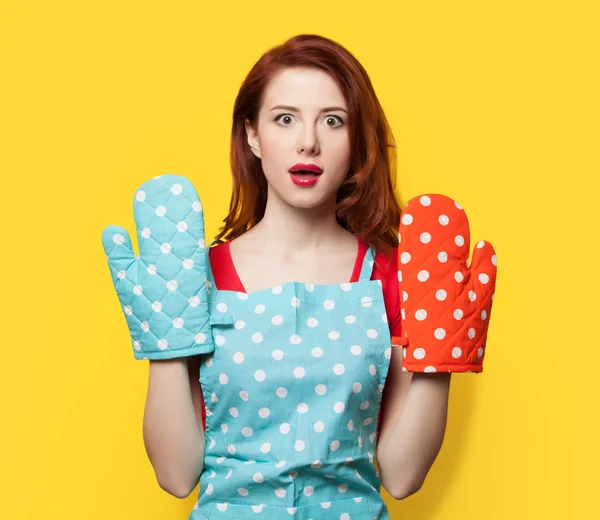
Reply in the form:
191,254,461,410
101,174,217,360
390,194,498,373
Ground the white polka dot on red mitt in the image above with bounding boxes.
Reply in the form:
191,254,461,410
390,194,498,373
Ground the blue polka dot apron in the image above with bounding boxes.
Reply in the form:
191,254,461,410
188,240,393,520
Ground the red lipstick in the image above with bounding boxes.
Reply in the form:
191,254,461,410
289,163,323,187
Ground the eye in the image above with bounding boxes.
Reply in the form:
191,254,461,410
274,114,295,125
274,113,345,127
324,115,344,127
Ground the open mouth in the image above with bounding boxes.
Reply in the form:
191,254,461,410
290,170,322,177
289,171,322,186
288,163,323,185
289,163,323,175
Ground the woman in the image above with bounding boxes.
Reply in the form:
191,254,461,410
143,34,453,519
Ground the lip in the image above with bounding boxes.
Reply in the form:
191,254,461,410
289,173,320,186
288,163,323,174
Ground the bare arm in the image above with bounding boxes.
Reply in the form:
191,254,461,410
376,348,451,499
142,357,205,498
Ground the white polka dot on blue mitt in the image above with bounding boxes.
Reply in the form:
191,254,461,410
101,174,218,360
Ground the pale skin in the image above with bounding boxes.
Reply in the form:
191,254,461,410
187,66,452,500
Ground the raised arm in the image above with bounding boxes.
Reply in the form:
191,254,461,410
143,357,206,498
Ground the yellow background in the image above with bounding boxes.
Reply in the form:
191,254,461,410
1,1,597,518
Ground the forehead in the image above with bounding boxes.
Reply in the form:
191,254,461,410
262,67,346,109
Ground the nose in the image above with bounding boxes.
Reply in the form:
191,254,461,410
296,124,320,155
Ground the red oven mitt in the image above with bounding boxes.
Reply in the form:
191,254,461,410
390,194,497,373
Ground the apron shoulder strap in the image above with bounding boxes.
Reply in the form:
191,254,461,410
357,240,376,281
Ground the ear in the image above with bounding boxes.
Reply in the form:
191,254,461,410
245,118,261,159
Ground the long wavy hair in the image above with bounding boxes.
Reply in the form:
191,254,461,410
214,34,401,265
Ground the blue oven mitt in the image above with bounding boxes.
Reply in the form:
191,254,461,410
101,174,228,360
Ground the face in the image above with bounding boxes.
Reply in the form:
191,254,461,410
245,67,351,210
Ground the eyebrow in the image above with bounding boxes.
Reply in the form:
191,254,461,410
269,105,348,114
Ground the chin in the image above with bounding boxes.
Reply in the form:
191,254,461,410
282,194,328,209
267,177,339,210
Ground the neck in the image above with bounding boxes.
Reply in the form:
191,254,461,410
250,185,349,253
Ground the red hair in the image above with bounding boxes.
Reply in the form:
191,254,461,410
215,34,401,265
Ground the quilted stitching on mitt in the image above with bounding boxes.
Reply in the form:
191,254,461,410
102,174,220,360
391,194,498,373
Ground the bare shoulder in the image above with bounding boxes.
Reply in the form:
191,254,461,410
337,229,361,254
228,228,263,255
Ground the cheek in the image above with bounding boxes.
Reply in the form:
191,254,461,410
259,142,285,177
330,129,350,152
259,140,291,174
260,126,294,155
329,136,351,168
